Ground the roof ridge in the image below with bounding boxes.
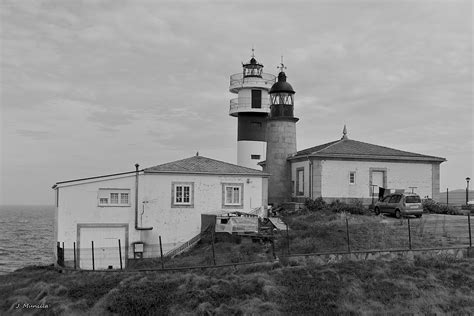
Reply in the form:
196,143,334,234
314,139,343,154
144,155,267,175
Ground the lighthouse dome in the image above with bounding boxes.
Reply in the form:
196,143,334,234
269,72,295,94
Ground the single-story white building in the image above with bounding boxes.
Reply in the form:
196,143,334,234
53,154,268,269
288,130,446,205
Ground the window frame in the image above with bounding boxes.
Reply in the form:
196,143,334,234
171,182,194,208
97,189,131,207
296,167,304,196
349,171,356,185
221,183,244,209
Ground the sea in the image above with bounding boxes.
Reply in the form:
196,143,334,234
0,205,55,275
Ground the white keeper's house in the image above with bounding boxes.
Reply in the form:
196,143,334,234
53,155,268,269
287,128,446,205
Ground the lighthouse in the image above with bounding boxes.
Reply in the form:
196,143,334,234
229,50,276,169
265,61,298,205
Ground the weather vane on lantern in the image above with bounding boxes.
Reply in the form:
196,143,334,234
277,56,287,72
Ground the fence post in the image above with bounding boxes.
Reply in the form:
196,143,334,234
286,223,290,255
446,188,449,206
271,227,276,259
91,241,95,271
73,242,76,269
159,236,164,269
345,218,351,253
408,217,412,250
211,225,216,265
468,212,472,248
118,239,123,270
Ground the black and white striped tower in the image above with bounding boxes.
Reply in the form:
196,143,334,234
265,60,298,205
229,50,276,169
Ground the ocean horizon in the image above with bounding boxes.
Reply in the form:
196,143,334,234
0,205,55,275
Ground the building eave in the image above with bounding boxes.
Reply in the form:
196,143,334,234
288,153,446,163
52,170,144,189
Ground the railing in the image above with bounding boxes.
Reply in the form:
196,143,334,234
229,97,270,115
229,73,276,92
164,232,203,258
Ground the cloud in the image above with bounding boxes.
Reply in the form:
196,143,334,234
15,129,51,140
0,0,471,204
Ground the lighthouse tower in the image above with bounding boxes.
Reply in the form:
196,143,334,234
265,61,298,205
229,50,276,169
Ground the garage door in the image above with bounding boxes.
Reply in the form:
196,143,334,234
78,224,128,270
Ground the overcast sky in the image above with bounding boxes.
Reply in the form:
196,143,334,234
1,0,472,205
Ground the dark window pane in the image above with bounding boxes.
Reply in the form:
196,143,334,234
251,90,262,108
405,195,421,203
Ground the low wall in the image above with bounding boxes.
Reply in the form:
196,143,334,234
284,247,474,266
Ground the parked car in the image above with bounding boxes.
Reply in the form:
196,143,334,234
374,193,423,218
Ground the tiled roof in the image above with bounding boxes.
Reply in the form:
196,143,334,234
291,138,446,162
144,155,268,175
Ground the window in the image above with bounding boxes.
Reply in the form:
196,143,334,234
120,193,129,204
405,195,421,203
98,189,131,206
389,195,401,203
251,154,261,160
349,171,356,184
222,183,244,208
251,90,262,108
110,193,119,204
296,167,304,196
225,186,241,205
171,182,194,208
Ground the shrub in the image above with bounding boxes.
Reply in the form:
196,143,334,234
328,199,368,215
422,200,458,214
304,197,327,212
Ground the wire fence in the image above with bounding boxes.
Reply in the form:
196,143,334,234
56,213,473,271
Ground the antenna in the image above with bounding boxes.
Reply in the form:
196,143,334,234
251,45,255,58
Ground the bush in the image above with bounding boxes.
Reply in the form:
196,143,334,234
328,199,368,215
304,197,327,212
422,200,458,214
303,198,368,215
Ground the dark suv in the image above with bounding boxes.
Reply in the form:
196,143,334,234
374,193,423,218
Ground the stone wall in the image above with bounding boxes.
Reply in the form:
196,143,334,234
282,247,473,266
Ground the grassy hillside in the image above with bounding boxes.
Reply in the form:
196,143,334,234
1,256,473,315
2,210,473,314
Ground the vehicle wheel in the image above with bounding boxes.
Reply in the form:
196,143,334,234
416,214,422,218
395,209,401,219
374,207,380,215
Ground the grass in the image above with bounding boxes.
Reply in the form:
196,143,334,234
2,210,472,314
1,256,473,315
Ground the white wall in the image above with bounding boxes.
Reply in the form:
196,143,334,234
320,160,433,199
55,173,265,259
237,141,266,170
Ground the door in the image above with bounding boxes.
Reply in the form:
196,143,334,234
371,171,385,197
78,225,127,270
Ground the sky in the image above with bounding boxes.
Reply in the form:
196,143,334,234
0,0,472,205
